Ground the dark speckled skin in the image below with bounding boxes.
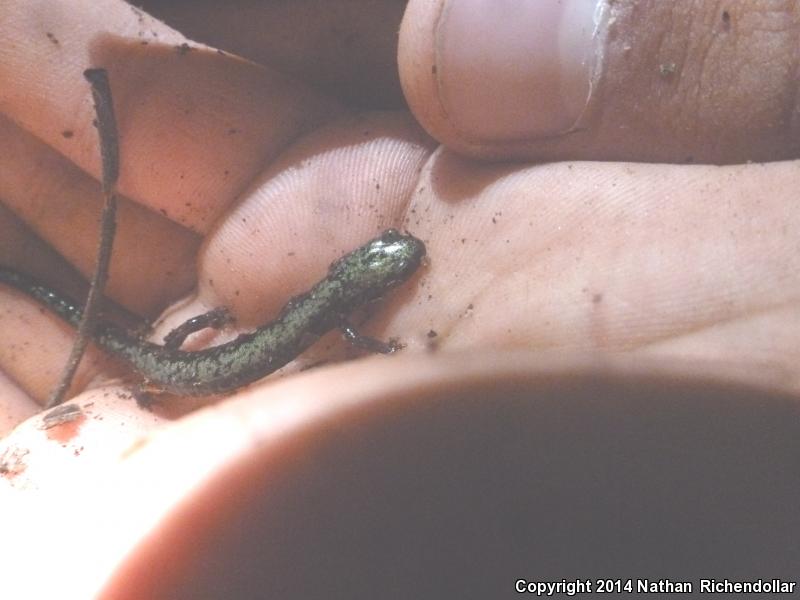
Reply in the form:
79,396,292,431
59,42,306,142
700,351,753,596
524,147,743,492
0,230,426,395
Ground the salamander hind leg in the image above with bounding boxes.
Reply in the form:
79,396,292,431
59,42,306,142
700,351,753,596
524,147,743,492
162,307,234,350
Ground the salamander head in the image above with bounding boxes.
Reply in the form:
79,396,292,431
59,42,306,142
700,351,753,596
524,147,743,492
329,229,427,303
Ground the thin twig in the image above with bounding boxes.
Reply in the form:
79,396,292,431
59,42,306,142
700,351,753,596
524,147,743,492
45,68,119,408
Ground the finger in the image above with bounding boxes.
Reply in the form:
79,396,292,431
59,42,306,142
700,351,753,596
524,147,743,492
0,117,199,403
399,0,800,163
136,0,408,108
0,0,341,232
4,354,798,596
0,371,39,436
0,115,199,316
0,384,164,490
0,207,125,402
153,111,434,354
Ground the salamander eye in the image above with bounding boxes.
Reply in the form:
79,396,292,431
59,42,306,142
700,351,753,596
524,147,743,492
381,228,400,241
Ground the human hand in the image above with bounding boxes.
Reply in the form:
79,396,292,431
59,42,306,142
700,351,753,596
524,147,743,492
1,1,799,596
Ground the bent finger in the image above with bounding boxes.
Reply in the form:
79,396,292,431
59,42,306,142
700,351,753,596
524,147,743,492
400,0,800,163
0,0,341,232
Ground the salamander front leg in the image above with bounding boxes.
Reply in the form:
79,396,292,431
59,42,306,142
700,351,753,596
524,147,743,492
131,383,157,408
131,378,172,409
338,318,403,354
162,307,234,350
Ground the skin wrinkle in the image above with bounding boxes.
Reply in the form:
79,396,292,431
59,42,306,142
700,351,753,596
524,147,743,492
432,2,451,127
603,288,800,353
640,297,800,351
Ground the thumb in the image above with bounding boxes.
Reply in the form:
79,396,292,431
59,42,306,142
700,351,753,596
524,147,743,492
399,0,800,164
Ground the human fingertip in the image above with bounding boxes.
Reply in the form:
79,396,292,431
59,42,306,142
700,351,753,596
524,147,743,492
402,0,603,144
